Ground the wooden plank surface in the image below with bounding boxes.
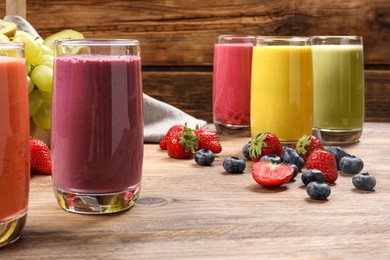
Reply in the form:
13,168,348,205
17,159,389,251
143,70,390,123
1,0,389,65
5,0,26,18
1,122,390,259
1,1,390,122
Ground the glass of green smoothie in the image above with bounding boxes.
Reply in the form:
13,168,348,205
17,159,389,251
311,36,365,144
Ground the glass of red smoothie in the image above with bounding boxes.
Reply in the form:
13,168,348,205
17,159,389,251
213,35,254,136
51,39,143,214
0,42,30,247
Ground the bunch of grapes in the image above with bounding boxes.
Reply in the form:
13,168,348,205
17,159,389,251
12,31,54,130
1,28,83,131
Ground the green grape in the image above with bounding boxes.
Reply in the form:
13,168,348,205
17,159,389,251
0,34,10,42
42,54,54,68
41,44,53,56
35,37,44,45
32,102,51,130
30,65,53,92
14,30,33,38
40,90,52,105
27,75,34,93
12,34,44,65
26,63,31,74
29,89,43,116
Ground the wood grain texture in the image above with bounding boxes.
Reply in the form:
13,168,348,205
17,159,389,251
5,0,26,17
1,122,390,259
1,0,390,65
143,70,390,123
1,0,390,121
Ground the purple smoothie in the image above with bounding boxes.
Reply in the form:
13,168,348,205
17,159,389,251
51,55,143,194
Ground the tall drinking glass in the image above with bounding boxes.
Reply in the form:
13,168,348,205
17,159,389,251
51,39,143,214
312,36,365,144
0,42,30,247
213,35,254,136
251,36,313,143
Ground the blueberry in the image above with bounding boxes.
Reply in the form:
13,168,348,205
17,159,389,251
340,155,364,174
301,169,325,186
327,146,350,170
194,149,215,166
287,163,299,180
306,182,331,200
223,157,246,173
242,143,251,160
260,154,282,164
281,147,305,171
352,172,376,191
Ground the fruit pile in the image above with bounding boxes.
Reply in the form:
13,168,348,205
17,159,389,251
247,133,376,199
0,19,83,130
159,123,222,160
159,124,376,200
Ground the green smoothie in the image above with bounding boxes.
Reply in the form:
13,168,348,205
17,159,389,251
312,45,364,131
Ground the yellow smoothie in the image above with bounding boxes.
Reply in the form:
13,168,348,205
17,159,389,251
251,45,313,142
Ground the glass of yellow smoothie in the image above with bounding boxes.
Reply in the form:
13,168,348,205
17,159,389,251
250,36,313,144
311,36,365,144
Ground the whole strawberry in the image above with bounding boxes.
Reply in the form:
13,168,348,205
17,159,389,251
306,150,338,183
167,124,199,159
249,132,283,162
30,139,52,175
295,135,324,162
159,124,185,150
194,127,222,154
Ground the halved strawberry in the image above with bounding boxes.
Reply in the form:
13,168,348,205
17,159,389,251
252,162,294,186
194,127,222,154
306,150,338,183
249,132,283,162
295,135,324,162
159,124,185,150
30,139,52,175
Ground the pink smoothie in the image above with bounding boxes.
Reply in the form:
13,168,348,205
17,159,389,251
213,43,253,126
51,55,143,193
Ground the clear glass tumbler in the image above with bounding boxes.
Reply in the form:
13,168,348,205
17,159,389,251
51,39,144,214
0,42,30,247
213,35,255,136
311,36,365,144
251,36,313,144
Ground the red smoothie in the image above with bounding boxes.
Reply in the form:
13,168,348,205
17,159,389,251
0,56,30,222
213,43,253,128
51,55,143,194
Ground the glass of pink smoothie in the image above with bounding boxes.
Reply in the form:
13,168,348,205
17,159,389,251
51,39,143,214
213,35,254,136
0,43,30,247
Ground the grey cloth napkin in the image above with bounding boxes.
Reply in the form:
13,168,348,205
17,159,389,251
143,94,206,142
5,15,207,143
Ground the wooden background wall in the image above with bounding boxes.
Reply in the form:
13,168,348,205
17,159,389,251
1,0,389,122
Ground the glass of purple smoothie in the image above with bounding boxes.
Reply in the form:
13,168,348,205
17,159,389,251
213,35,254,136
51,39,143,214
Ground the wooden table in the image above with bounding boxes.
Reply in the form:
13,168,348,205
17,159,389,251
2,122,390,259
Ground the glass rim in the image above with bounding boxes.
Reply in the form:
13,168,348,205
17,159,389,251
255,36,310,42
217,35,256,40
0,42,24,50
311,36,362,40
55,39,140,46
